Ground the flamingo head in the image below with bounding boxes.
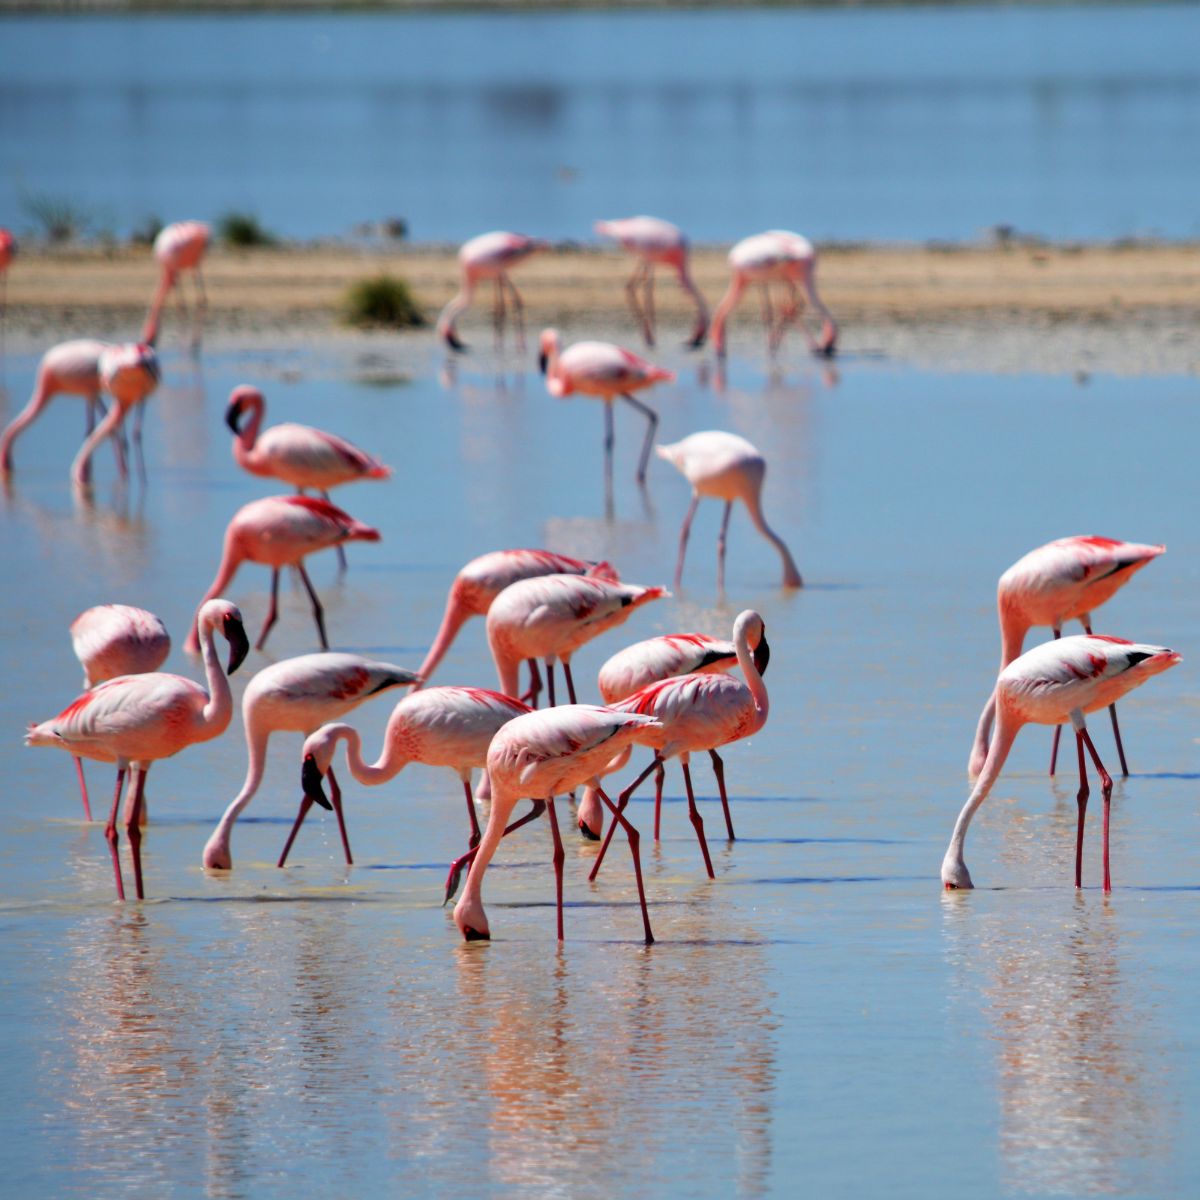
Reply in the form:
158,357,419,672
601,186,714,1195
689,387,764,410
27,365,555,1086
442,327,467,353
202,831,233,871
196,600,249,673
816,319,838,358
99,342,161,407
225,386,264,434
299,726,341,812
734,610,769,673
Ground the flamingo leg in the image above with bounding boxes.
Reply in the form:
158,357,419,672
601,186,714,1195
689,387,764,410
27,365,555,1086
443,800,546,904
603,402,615,514
709,748,735,840
462,777,481,848
492,278,505,349
104,767,128,900
74,756,93,822
1079,728,1114,891
132,402,146,485
759,283,776,352
322,489,348,572
624,262,651,345
594,783,654,944
563,659,578,704
681,758,715,878
1049,626,1063,774
520,658,543,708
546,660,557,708
589,756,661,881
328,766,352,865
1082,619,1129,776
503,274,526,353
257,569,281,650
125,767,149,900
653,760,665,841
673,494,701,589
1074,730,1089,889
192,266,208,355
643,267,657,348
277,795,314,867
295,560,329,650
547,797,566,941
716,500,733,596
620,391,659,486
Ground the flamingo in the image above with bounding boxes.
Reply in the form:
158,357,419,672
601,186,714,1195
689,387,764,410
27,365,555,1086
487,573,668,708
68,604,171,821
0,339,123,479
711,230,837,359
436,231,545,352
71,342,160,487
942,635,1180,893
0,228,14,334
142,220,210,352
589,610,770,879
184,495,380,655
968,536,1166,780
282,685,532,869
656,430,802,591
418,548,618,687
594,216,709,348
538,328,673,498
26,598,249,900
452,705,666,943
202,652,421,870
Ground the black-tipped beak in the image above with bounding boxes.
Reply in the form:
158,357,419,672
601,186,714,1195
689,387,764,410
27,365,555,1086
686,331,707,351
224,399,244,434
224,617,250,674
579,819,600,842
301,754,333,810
538,352,548,375
754,634,770,677
444,330,467,353
463,926,490,942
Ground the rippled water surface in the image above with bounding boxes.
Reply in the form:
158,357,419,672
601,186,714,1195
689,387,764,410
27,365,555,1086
2,4,1199,241
0,338,1198,1197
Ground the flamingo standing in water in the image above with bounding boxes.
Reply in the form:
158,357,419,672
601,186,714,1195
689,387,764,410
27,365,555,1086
283,686,531,868
711,230,837,359
594,216,709,348
142,220,210,352
202,652,421,870
68,604,171,821
589,610,770,879
26,599,249,899
487,573,667,707
437,231,545,352
453,705,666,943
943,635,1180,893
656,430,802,590
968,536,1166,780
71,342,160,487
538,328,673,500
418,548,618,686
184,495,380,655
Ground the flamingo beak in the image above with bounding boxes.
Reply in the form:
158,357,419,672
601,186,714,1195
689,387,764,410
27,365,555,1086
578,819,600,842
444,329,467,353
301,754,333,811
754,634,770,677
224,616,250,674
224,399,245,434
462,925,490,942
538,352,548,374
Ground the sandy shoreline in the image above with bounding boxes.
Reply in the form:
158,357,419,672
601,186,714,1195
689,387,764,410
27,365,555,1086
3,241,1198,376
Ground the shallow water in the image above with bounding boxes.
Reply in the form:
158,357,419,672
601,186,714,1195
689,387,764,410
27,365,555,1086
0,334,1196,1197
2,4,1199,242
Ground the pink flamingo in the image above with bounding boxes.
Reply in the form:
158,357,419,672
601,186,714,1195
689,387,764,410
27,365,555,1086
589,610,770,879
202,652,421,870
539,328,673,497
656,430,802,590
968,536,1166,780
453,704,666,943
711,230,837,359
594,216,709,348
487,573,668,707
225,385,390,570
418,547,618,686
26,598,249,900
71,342,160,487
184,495,380,655
282,685,532,869
0,228,14,333
0,339,124,479
68,604,171,821
943,635,1180,893
436,231,545,352
142,220,210,352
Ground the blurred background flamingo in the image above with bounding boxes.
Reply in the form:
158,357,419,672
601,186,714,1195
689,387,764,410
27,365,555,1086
436,231,545,352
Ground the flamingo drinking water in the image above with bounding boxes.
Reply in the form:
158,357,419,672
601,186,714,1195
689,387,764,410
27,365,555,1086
71,342,160,487
142,220,210,352
437,231,545,352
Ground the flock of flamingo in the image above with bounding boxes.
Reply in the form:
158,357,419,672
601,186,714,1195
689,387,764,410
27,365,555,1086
0,216,1182,943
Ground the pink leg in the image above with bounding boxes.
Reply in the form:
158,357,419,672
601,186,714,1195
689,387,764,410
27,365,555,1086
1079,728,1114,891
444,800,546,903
653,760,665,841
463,777,481,848
503,275,526,353
328,767,352,865
277,796,314,867
1109,704,1130,777
104,767,128,900
1049,627,1063,774
492,278,505,349
546,660,557,708
295,561,329,650
643,268,657,348
1074,730,1089,889
759,283,775,351
519,658,543,708
74,756,93,822
681,760,715,878
590,756,661,881
625,262,652,345
257,569,280,651
709,748,735,840
620,391,659,487
603,402,615,515
322,489,348,572
563,660,578,705
594,783,654,944
674,494,701,589
716,500,733,596
125,767,148,900
547,797,565,941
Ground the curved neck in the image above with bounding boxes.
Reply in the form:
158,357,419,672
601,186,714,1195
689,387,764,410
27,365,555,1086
945,702,1021,867
141,268,175,346
998,602,1029,668
417,587,473,685
735,623,769,731
212,718,271,837
741,486,801,587
70,399,127,486
185,532,243,653
333,724,408,787
233,396,265,460
710,277,746,354
198,620,234,732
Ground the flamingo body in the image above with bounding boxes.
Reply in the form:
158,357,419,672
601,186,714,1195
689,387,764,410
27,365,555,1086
72,605,170,689
597,633,739,704
437,231,544,351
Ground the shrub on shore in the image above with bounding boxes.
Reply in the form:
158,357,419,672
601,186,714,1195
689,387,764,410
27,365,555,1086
342,275,425,329
218,211,277,248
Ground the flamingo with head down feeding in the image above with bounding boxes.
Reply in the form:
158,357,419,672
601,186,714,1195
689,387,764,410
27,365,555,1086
71,342,160,487
594,216,709,348
142,220,210,352
26,598,249,899
437,231,545,352
943,634,1179,893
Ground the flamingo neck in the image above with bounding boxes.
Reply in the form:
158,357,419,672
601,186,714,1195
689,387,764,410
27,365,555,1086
735,621,769,731
210,719,271,845
710,276,746,355
417,586,474,685
141,268,175,345
198,620,234,734
327,723,408,787
185,533,244,653
742,486,802,587
998,603,1029,669
233,395,265,464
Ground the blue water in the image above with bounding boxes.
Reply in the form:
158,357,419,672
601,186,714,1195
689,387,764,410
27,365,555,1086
2,4,1199,242
0,334,1197,1196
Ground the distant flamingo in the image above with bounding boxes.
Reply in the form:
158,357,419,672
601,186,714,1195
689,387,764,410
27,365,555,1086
225,385,390,569
71,342,160,487
418,548,619,687
437,231,545,352
26,598,249,899
202,652,421,870
539,328,673,498
487,573,667,707
711,230,837,359
282,686,531,869
594,216,709,348
968,536,1166,780
943,635,1180,893
0,228,14,334
453,705,665,942
589,610,770,879
142,220,210,352
184,495,380,655
657,430,801,590
68,604,171,821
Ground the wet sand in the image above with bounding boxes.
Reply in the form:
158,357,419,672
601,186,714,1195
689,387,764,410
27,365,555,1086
4,240,1198,376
